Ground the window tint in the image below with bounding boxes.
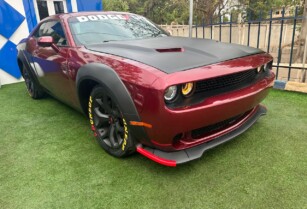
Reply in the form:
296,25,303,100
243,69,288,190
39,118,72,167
33,21,67,46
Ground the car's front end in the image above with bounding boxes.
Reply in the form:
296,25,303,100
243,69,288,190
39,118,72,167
132,53,274,166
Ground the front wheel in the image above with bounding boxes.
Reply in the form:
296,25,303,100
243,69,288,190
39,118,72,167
88,86,135,157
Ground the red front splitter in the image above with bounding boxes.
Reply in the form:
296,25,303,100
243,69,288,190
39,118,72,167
136,146,177,167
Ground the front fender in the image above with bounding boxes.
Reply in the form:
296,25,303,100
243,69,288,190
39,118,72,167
76,63,150,143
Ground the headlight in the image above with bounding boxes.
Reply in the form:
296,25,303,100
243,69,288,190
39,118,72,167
164,86,177,101
181,82,194,97
264,63,270,72
257,66,263,73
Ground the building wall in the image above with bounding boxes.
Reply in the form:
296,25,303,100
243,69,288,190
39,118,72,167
0,0,102,86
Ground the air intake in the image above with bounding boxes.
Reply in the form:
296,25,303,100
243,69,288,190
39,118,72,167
156,48,184,53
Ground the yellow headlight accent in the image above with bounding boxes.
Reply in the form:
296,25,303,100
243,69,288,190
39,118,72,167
181,82,194,96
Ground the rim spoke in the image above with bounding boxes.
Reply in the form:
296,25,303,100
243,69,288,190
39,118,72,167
96,97,112,114
108,124,118,148
94,107,109,119
115,121,124,133
103,139,111,147
95,98,104,108
102,94,112,113
115,131,123,145
94,107,109,127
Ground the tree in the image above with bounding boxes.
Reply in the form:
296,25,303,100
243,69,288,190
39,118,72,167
103,0,129,12
194,0,226,24
102,0,227,25
128,0,189,24
236,0,302,20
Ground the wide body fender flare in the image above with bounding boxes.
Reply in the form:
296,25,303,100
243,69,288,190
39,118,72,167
76,63,150,143
17,50,41,87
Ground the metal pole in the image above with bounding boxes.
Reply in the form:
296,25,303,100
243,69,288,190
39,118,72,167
267,9,272,53
229,14,232,43
219,14,222,42
196,18,198,38
189,0,193,38
257,11,262,49
288,7,298,80
301,32,307,82
301,2,307,82
276,7,285,79
202,17,205,39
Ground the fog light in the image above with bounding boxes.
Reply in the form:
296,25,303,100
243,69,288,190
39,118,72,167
164,86,178,101
181,82,194,96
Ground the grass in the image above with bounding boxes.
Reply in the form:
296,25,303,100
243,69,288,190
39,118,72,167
0,83,306,209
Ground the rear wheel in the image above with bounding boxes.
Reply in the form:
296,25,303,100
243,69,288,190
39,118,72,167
89,86,135,157
22,65,44,99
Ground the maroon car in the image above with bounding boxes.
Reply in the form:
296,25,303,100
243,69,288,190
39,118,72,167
17,12,274,166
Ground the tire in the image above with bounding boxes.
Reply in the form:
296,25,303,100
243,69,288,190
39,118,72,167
89,86,135,157
22,64,44,99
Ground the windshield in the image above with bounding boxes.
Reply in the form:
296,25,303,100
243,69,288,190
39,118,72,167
69,13,168,45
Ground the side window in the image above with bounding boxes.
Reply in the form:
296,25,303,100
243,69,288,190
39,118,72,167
32,22,46,38
33,21,67,46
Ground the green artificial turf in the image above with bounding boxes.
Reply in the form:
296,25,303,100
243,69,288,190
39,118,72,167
0,83,306,209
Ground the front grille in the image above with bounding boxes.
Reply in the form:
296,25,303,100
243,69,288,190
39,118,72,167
191,113,244,139
195,68,258,94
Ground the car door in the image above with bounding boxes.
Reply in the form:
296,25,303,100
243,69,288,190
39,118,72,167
28,20,74,105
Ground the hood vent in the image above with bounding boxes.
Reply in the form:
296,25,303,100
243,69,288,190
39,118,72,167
156,48,184,53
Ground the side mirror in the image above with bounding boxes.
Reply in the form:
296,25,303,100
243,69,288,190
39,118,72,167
38,36,54,47
37,36,60,52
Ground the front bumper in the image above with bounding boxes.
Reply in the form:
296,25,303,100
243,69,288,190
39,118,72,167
137,104,266,166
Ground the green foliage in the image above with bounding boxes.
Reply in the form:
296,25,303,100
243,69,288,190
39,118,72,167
102,0,303,24
102,0,190,24
238,0,303,20
194,0,224,24
223,16,229,22
103,0,129,12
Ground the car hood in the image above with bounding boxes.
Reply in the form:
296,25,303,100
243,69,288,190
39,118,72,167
85,36,263,74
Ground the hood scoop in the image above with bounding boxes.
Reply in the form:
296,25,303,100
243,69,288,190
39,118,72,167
155,48,184,53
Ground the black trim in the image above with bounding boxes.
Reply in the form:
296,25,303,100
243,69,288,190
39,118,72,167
76,63,150,142
138,105,267,164
85,36,263,74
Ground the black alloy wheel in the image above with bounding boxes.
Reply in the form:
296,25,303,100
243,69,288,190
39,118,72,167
22,65,44,99
89,86,135,157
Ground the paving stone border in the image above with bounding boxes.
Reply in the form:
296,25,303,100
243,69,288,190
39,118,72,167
274,80,307,93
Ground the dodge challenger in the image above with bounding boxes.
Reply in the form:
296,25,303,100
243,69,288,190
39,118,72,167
17,12,275,166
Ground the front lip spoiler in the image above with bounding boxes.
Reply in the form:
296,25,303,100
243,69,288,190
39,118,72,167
136,105,267,167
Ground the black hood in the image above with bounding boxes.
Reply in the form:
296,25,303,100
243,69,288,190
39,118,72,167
86,36,263,74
